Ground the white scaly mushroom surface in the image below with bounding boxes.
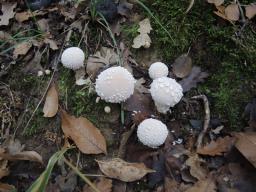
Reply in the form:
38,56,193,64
61,47,85,70
150,77,183,113
95,66,136,103
148,62,169,80
137,118,168,148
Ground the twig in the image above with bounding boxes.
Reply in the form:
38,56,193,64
191,95,210,149
118,124,136,158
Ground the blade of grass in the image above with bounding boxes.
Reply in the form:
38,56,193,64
26,148,69,192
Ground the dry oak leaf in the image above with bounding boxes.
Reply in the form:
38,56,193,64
233,132,256,167
197,136,236,156
0,138,43,164
43,83,58,117
83,177,112,192
172,54,192,78
207,0,224,6
96,158,155,182
225,4,240,21
0,3,17,26
0,183,15,192
185,154,208,180
185,177,217,192
245,4,256,19
13,41,32,59
60,110,107,154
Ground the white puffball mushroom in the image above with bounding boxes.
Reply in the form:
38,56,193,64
37,70,43,77
137,118,168,148
95,66,135,103
148,62,169,80
45,69,51,75
150,77,183,114
61,47,85,70
104,106,111,113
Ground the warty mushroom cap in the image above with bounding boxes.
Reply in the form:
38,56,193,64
150,77,183,113
148,62,169,80
137,118,168,148
95,66,136,103
61,47,85,70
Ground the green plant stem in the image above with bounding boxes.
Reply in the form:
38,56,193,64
63,158,101,192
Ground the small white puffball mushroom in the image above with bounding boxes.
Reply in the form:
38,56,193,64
37,70,43,77
150,77,183,114
148,62,169,80
61,47,85,70
95,66,135,103
45,69,51,75
137,118,168,148
104,106,111,113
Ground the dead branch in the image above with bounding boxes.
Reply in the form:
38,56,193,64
191,95,210,149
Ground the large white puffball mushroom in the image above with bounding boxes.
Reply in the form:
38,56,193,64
148,62,169,80
95,66,135,103
137,118,168,148
61,47,85,70
150,77,183,114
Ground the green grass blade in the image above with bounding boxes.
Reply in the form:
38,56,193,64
26,148,68,192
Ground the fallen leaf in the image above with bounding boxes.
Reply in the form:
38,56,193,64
245,4,256,19
96,158,155,182
60,110,107,154
86,47,119,79
164,177,180,192
0,138,43,163
44,38,58,50
83,177,112,192
179,66,208,92
135,78,150,94
185,177,217,192
0,159,9,179
148,154,165,187
22,50,43,74
207,0,224,6
55,171,77,192
0,3,17,26
185,154,208,180
43,83,58,117
15,9,57,23
197,136,236,156
225,4,240,21
75,68,87,85
172,54,192,78
214,5,229,21
13,41,32,59
233,132,256,167
0,183,15,192
132,18,152,49
38,18,49,32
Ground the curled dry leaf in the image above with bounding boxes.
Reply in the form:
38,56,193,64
185,176,217,192
132,18,152,49
43,83,58,117
13,41,32,59
207,0,224,7
0,3,17,26
172,54,192,78
233,132,256,167
245,4,256,19
60,110,107,154
225,4,240,21
0,138,43,164
96,158,155,182
185,154,208,180
179,66,208,92
197,136,236,156
83,177,112,192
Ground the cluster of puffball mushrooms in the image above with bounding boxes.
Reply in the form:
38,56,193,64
61,47,183,148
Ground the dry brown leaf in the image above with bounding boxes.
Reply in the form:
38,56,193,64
164,177,180,192
132,18,152,49
96,158,155,182
0,183,15,192
60,110,107,154
234,132,256,167
15,10,52,23
44,38,58,50
207,0,224,6
0,138,43,164
0,3,17,26
172,54,192,78
197,136,236,156
43,83,58,117
83,178,112,192
13,41,32,59
135,78,150,94
214,5,229,21
0,159,9,179
185,154,208,180
185,177,217,192
245,4,256,19
225,4,240,21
